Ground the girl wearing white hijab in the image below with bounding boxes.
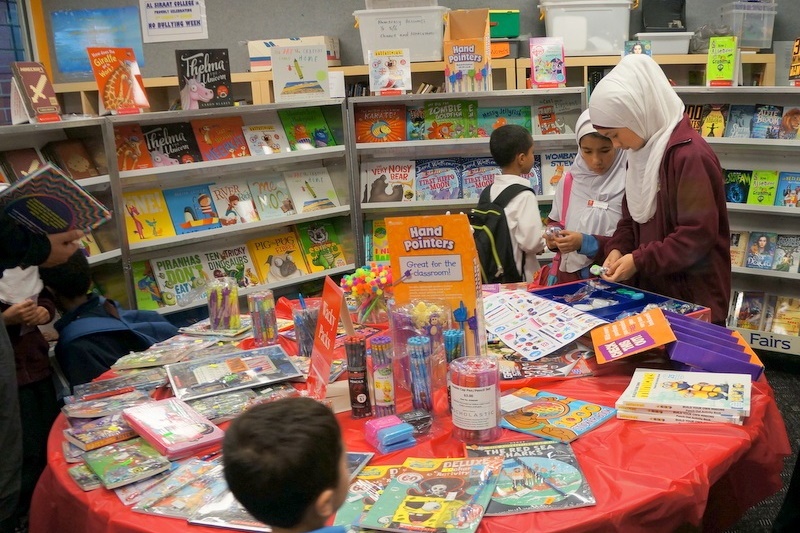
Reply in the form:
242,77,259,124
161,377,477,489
544,109,627,284
588,54,731,324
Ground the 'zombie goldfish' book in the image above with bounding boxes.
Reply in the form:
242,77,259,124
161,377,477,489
175,49,233,109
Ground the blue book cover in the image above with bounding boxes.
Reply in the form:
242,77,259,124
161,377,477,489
745,231,778,270
724,105,755,139
772,234,800,273
476,106,532,138
724,170,752,204
460,157,499,200
162,183,222,235
415,158,461,200
750,104,783,140
406,104,425,141
775,171,800,207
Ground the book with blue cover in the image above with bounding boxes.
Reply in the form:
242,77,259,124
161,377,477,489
724,170,751,204
750,104,783,139
724,104,755,138
745,231,778,270
163,183,222,234
460,157,499,200
476,106,532,137
415,158,461,201
775,171,800,207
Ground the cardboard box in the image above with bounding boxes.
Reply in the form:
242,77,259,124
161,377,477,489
247,36,340,72
443,9,492,92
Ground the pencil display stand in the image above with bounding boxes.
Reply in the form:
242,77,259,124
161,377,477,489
207,277,241,332
449,356,501,443
388,299,451,391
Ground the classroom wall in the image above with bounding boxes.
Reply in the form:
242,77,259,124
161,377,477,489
41,0,797,83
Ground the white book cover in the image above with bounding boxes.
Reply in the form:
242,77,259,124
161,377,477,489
248,174,296,219
368,48,411,95
149,252,210,308
208,180,260,225
361,159,415,203
531,95,581,136
539,149,577,195
271,45,330,103
200,244,261,288
283,167,340,213
242,113,291,155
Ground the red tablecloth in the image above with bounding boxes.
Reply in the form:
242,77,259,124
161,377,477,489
30,353,791,533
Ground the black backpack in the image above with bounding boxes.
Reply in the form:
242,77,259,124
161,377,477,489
469,183,533,284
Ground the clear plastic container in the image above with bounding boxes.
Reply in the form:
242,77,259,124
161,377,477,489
721,1,777,50
354,6,449,63
539,0,633,56
635,32,694,55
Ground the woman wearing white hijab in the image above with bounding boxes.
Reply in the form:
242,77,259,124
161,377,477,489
544,109,627,284
589,54,731,324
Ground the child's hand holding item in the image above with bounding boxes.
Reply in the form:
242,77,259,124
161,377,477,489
2,298,48,327
551,230,583,254
602,250,638,282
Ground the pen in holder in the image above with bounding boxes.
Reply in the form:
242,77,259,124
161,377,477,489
443,329,465,364
248,290,278,347
407,336,433,412
207,277,241,332
345,336,372,419
449,356,500,443
370,336,395,417
292,300,320,357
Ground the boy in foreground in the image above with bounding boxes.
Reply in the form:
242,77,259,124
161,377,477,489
223,397,349,533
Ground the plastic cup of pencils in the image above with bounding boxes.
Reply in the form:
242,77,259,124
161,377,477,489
248,290,279,347
207,277,241,332
292,301,321,357
449,356,501,443
370,336,396,417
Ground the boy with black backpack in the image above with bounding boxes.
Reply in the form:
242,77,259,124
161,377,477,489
38,251,178,388
470,124,544,283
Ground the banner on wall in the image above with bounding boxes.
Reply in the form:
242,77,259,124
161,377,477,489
139,0,208,43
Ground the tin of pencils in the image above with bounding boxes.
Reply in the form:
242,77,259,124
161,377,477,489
248,290,278,347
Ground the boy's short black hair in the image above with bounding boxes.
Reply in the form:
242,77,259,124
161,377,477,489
489,124,534,167
223,397,343,528
38,250,92,299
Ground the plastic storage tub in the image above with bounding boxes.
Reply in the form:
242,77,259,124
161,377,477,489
539,0,633,56
721,1,777,49
354,6,449,63
489,10,520,38
635,32,694,55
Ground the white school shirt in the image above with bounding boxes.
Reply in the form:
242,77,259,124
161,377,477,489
489,174,545,281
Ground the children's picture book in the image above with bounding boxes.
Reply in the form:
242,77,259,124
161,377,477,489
149,251,210,308
81,135,109,175
68,464,102,492
123,398,225,460
724,170,752,204
407,105,426,141
733,291,766,330
41,139,99,180
539,149,577,195
699,103,730,138
423,99,478,139
191,117,250,160
499,387,616,443
778,106,800,139
354,104,407,143
771,297,800,336
0,163,112,235
165,345,304,402
186,389,257,424
358,456,504,533
295,220,348,273
685,104,703,133
772,234,800,272
113,124,154,171
745,231,778,270
465,439,595,515
369,49,412,95
247,231,310,284
460,157,499,200
175,48,233,109
365,219,390,264
624,40,651,56
729,231,750,267
62,390,154,419
476,106,532,137
10,61,61,124
616,368,752,417
132,260,168,310
277,106,336,150
705,36,738,87
0,147,46,181
63,413,137,451
283,167,340,212
83,437,171,489
775,171,800,207
724,104,756,138
248,174,296,219
79,231,102,257
188,489,269,532
122,188,176,242
532,95,581,136
334,464,404,530
746,170,779,206
750,104,784,139
362,159,415,203
201,244,261,288
529,37,566,89
271,44,330,103
162,183,222,234
141,122,204,165
86,47,149,115
208,180,260,225
242,120,292,156
415,158,461,201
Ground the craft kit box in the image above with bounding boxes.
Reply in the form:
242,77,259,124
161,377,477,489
443,8,493,92
247,36,341,72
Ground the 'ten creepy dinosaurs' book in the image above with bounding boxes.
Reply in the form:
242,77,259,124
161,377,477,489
465,439,595,515
200,244,260,288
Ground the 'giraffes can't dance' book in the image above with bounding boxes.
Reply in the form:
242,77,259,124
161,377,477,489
113,124,154,171
87,47,149,115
